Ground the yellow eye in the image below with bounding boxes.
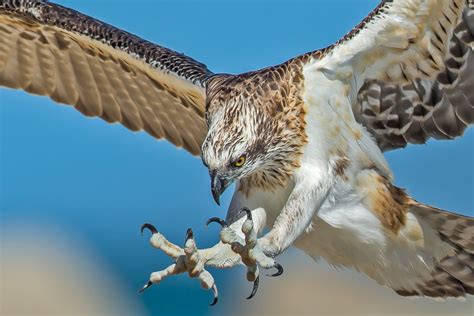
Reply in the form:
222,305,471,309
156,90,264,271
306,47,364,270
233,155,246,168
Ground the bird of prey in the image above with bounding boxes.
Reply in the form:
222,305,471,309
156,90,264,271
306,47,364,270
1,0,473,305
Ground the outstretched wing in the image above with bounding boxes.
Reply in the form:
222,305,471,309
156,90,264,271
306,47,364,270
0,0,212,155
319,0,473,151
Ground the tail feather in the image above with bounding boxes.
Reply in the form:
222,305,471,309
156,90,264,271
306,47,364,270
414,205,474,251
398,204,474,298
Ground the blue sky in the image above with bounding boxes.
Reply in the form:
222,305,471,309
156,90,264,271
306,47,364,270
1,1,473,315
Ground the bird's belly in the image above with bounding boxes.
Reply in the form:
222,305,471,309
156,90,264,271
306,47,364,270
294,200,387,270
292,199,440,290
229,181,294,227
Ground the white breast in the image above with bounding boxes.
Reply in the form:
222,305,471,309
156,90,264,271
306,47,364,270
287,60,457,292
301,58,392,180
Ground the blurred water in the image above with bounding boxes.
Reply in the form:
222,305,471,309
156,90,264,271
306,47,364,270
1,221,146,315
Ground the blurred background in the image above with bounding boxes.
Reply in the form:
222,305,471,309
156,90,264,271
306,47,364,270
1,0,473,315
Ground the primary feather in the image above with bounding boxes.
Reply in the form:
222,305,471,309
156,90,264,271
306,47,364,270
0,0,211,154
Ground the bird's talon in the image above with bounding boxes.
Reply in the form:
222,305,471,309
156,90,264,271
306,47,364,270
185,228,194,241
141,223,158,235
210,209,281,295
138,280,153,293
239,207,252,220
266,262,284,277
205,217,228,228
141,223,219,306
210,284,219,306
246,275,259,300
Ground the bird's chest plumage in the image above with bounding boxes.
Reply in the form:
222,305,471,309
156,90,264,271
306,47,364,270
240,62,395,230
233,62,415,269
280,64,405,268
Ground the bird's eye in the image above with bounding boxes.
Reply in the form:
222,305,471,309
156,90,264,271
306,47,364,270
232,155,246,168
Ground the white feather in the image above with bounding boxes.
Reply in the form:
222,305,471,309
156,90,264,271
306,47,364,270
284,47,456,292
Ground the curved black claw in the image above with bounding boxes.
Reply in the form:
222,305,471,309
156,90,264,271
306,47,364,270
210,284,219,306
246,275,259,300
205,217,228,228
266,262,284,277
239,207,252,220
141,223,158,236
138,281,153,293
185,228,194,241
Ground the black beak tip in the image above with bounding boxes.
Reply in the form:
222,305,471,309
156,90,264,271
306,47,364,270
211,172,228,206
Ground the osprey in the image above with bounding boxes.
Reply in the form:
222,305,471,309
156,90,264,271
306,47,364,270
1,0,473,304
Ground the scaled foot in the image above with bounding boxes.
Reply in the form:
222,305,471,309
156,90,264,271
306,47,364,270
139,224,219,306
206,208,283,298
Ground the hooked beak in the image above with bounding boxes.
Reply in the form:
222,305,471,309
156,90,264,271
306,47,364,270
210,171,231,205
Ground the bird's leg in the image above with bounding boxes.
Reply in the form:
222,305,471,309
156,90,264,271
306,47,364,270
210,174,334,282
140,224,220,305
207,208,284,283
205,215,262,299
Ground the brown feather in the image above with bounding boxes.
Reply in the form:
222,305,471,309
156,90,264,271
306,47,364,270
352,1,474,151
0,1,210,155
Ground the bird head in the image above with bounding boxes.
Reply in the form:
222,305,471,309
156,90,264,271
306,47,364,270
201,72,305,205
201,99,272,205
